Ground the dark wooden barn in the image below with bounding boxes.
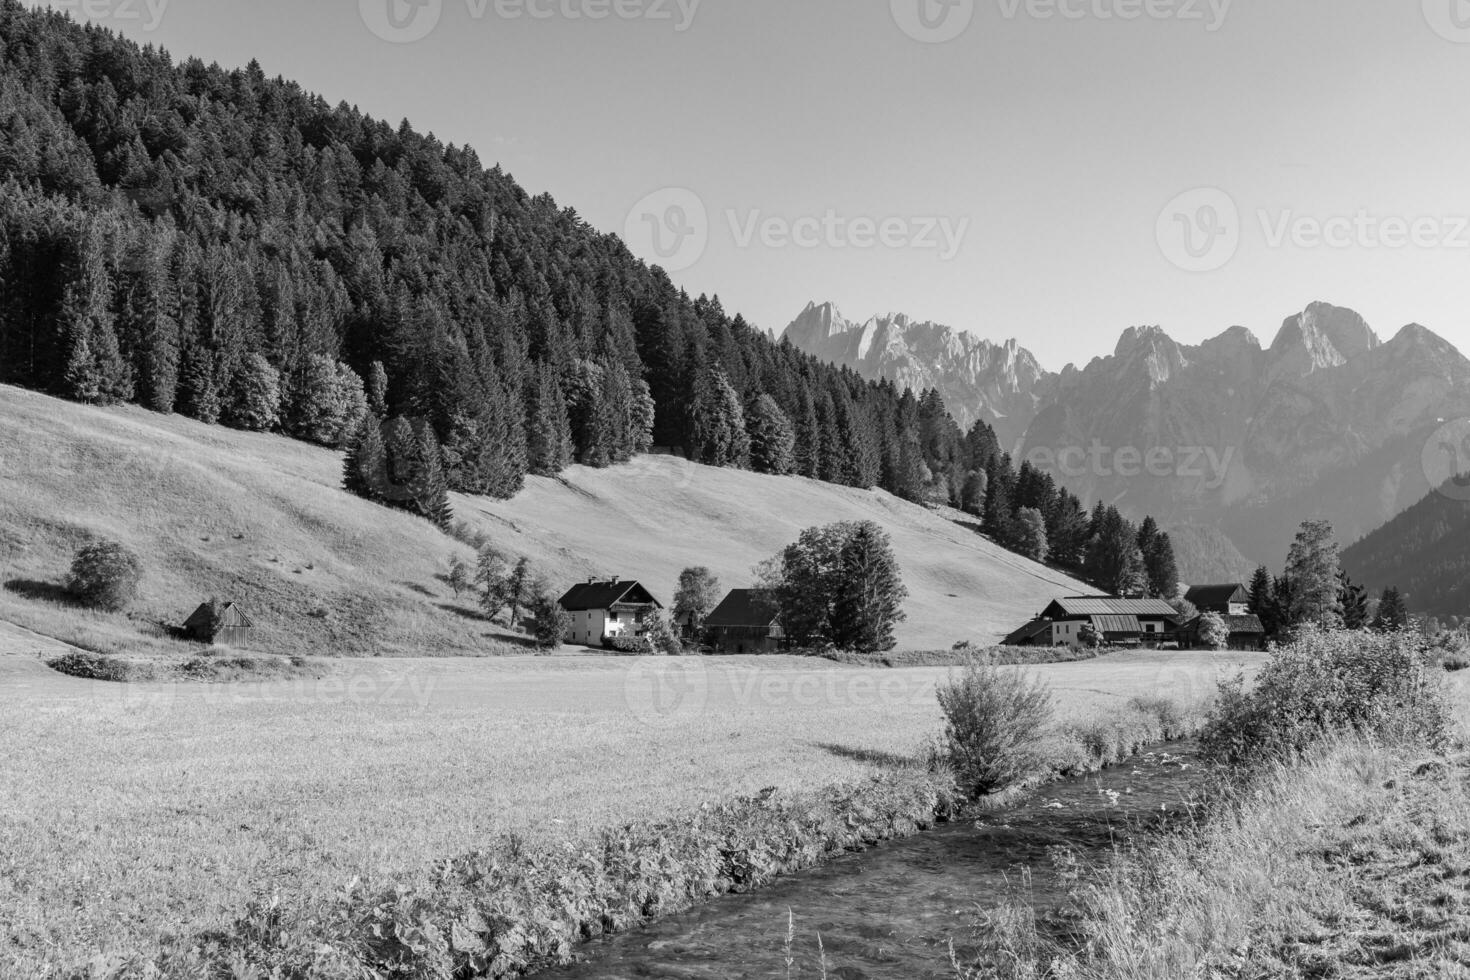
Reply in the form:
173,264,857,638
183,600,256,647
703,589,784,654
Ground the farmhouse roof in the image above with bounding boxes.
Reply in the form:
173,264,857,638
1001,619,1053,646
704,590,780,629
1093,614,1143,634
1185,584,1250,609
1188,613,1266,635
1043,596,1178,618
558,580,662,611
183,601,254,630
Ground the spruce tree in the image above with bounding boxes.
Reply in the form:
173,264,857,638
830,522,908,653
1285,519,1343,628
343,415,388,501
409,421,453,529
527,364,573,475
1374,587,1410,632
367,360,389,418
690,366,749,468
1138,521,1180,599
1248,566,1279,637
748,394,797,476
1338,571,1370,630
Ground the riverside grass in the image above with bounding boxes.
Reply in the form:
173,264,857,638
946,638,1470,980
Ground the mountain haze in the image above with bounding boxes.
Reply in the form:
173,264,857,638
786,301,1470,575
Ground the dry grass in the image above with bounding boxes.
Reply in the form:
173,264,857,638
0,384,1092,662
0,649,1255,975
956,673,1470,980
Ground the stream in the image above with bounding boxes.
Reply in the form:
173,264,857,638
538,744,1205,979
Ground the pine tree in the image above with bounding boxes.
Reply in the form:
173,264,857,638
409,421,453,529
747,394,797,476
1338,571,1370,630
960,470,987,518
1138,521,1180,599
366,360,389,417
178,344,221,423
1285,519,1343,628
60,226,132,404
1374,587,1410,632
342,415,388,501
690,365,749,468
830,522,908,653
567,360,610,467
1248,566,1279,637
526,364,573,476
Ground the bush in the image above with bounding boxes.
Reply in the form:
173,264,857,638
608,634,655,655
646,614,683,656
1201,627,1452,767
937,658,1054,797
47,652,158,682
67,539,143,612
528,590,571,650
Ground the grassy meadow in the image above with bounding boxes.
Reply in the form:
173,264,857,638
0,383,1092,662
0,648,1256,974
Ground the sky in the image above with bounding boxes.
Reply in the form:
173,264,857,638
39,0,1470,369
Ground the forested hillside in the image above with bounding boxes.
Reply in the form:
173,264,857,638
0,1,1181,594
0,1,967,500
1342,481,1470,619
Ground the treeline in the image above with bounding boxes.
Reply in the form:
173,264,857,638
1244,519,1411,641
958,431,1180,598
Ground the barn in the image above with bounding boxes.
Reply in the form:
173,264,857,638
183,600,256,647
703,589,784,654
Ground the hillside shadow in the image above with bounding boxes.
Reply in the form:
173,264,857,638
437,602,495,624
4,579,82,607
814,742,917,771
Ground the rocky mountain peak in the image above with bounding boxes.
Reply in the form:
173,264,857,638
1270,302,1381,375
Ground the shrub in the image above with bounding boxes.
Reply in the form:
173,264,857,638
1197,611,1230,650
47,652,158,682
1201,627,1452,767
67,539,143,612
937,659,1054,797
527,590,570,650
646,613,683,656
608,634,655,655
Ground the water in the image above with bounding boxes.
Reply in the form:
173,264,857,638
537,745,1204,979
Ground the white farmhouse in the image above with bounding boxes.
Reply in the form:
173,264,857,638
557,579,663,648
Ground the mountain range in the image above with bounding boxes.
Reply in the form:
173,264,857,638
784,300,1470,586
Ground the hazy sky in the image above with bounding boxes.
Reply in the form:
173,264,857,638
41,0,1470,368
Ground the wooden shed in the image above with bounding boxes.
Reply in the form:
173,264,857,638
183,600,256,647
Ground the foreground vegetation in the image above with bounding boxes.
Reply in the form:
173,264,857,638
0,649,1243,976
958,629,1470,978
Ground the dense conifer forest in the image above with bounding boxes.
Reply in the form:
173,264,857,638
0,1,1175,588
